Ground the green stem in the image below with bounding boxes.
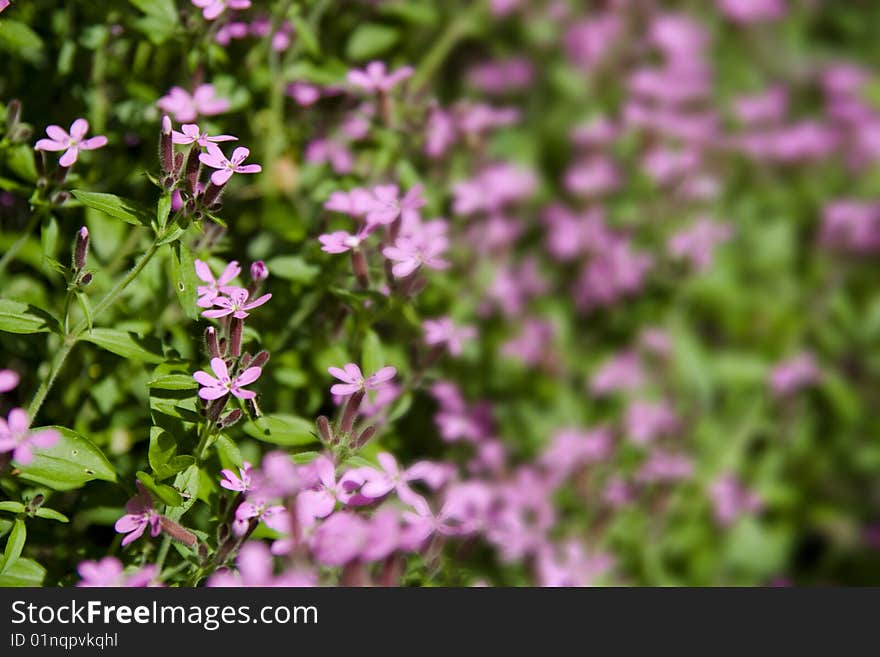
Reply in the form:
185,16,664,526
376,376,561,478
410,5,482,93
26,338,75,422
154,534,172,577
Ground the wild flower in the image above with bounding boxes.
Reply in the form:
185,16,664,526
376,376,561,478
194,357,262,400
157,84,229,123
171,123,237,147
202,287,272,319
77,558,158,587
192,0,252,21
195,259,241,308
34,119,107,167
0,409,60,464
327,363,396,396
199,144,262,186
114,484,161,547
347,61,414,94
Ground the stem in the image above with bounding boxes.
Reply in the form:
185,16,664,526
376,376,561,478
154,534,172,576
26,339,75,422
410,5,482,93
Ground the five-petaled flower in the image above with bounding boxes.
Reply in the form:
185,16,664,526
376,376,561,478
328,363,397,396
199,143,262,186
347,61,414,94
157,84,229,123
202,286,271,319
220,461,254,492
195,259,241,308
318,226,373,254
35,119,107,167
0,408,60,465
383,233,451,278
171,123,237,148
365,184,426,226
114,484,161,547
192,0,251,21
423,318,477,356
194,357,262,400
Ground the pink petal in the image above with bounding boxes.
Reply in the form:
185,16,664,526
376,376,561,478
194,260,215,283
327,366,354,383
368,366,397,386
193,371,219,387
235,366,262,386
243,293,271,310
29,430,60,449
45,125,69,141
210,357,229,380
69,118,89,140
314,456,336,488
13,444,34,465
230,387,256,400
202,307,232,318
231,146,250,163
376,452,399,476
217,260,241,285
79,136,108,151
34,138,66,151
58,147,79,168
115,515,143,534
330,383,361,396
7,408,29,434
343,363,363,381
237,164,261,174
211,168,234,186
199,386,229,400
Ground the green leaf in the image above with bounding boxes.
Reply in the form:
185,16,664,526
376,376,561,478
215,434,243,471
362,329,384,376
0,299,60,334
148,426,195,481
41,214,59,260
346,24,400,61
71,190,153,227
81,328,164,363
0,502,25,514
1,518,26,574
157,192,172,230
137,471,183,507
291,14,320,55
33,508,69,523
15,426,117,491
169,241,199,320
75,291,93,332
130,0,180,45
266,255,319,284
149,373,198,390
0,557,45,587
0,20,45,64
166,465,201,521
242,414,318,446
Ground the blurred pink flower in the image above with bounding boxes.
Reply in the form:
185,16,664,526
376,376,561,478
769,353,819,396
0,369,19,393
383,233,450,278
709,473,762,525
77,558,158,587
192,0,251,21
0,408,59,464
157,84,229,122
667,217,732,272
626,400,680,445
347,61,413,94
718,0,786,23
328,363,396,396
220,462,253,492
114,484,161,547
423,317,476,356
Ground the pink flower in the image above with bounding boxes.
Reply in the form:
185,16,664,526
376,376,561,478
327,363,396,396
324,187,375,217
347,61,414,94
287,82,321,106
769,353,819,396
171,123,237,147
305,139,353,174
234,496,286,535
709,473,762,526
637,451,693,483
208,542,314,587
318,226,373,254
365,184,426,227
0,369,19,393
194,259,241,308
536,541,613,587
423,318,476,356
77,558,158,587
383,233,450,278
220,462,253,492
0,1,9,13
194,357,262,401
199,143,262,186
296,456,374,525
250,260,269,282
202,287,271,319
359,452,435,514
590,352,645,395
114,485,161,547
667,218,732,272
192,0,251,21
0,409,60,465
157,84,229,123
310,511,369,566
625,400,680,445
719,0,785,23
34,119,107,167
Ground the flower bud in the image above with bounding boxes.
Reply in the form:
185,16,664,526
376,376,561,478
205,326,221,359
159,116,174,175
219,408,243,428
340,390,365,435
159,516,198,547
73,226,89,270
185,145,201,194
250,260,269,282
250,350,270,369
229,318,243,358
354,425,377,449
316,415,334,444
352,250,369,289
5,99,21,130
79,272,93,286
202,181,225,208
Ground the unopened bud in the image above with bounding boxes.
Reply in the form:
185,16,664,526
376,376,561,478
250,260,269,282
202,181,225,208
51,190,69,205
162,114,172,136
206,394,229,424
159,516,197,548
73,226,89,269
316,415,334,444
185,146,201,194
250,350,270,369
354,425,377,449
219,408,243,428
340,390,365,435
229,318,243,358
159,119,174,175
173,151,184,176
352,250,369,289
6,99,21,130
205,326,220,359
79,272,93,286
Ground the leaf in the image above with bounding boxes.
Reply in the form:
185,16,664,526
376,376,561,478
291,14,320,55
0,20,45,64
41,214,59,260
75,291,93,332
137,471,183,507
71,190,153,227
0,502,25,514
266,255,319,284
157,192,172,230
1,518,26,574
0,299,60,334
166,465,200,521
346,24,399,60
0,557,45,587
14,426,117,491
362,329,384,377
215,434,243,471
149,374,198,390
242,414,318,446
129,0,180,45
33,508,69,523
148,425,195,481
169,242,199,320
81,328,164,363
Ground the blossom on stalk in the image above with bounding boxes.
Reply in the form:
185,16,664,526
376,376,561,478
364,184,426,226
347,61,414,94
359,452,450,514
220,462,254,492
324,187,375,217
195,259,241,308
0,409,60,465
77,558,158,587
171,123,237,147
202,287,271,319
0,369,19,393
318,226,373,254
194,358,262,401
199,144,262,186
157,85,229,123
191,0,252,21
114,485,161,547
34,119,107,167
383,233,450,278
423,318,477,356
233,496,285,535
328,363,397,396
